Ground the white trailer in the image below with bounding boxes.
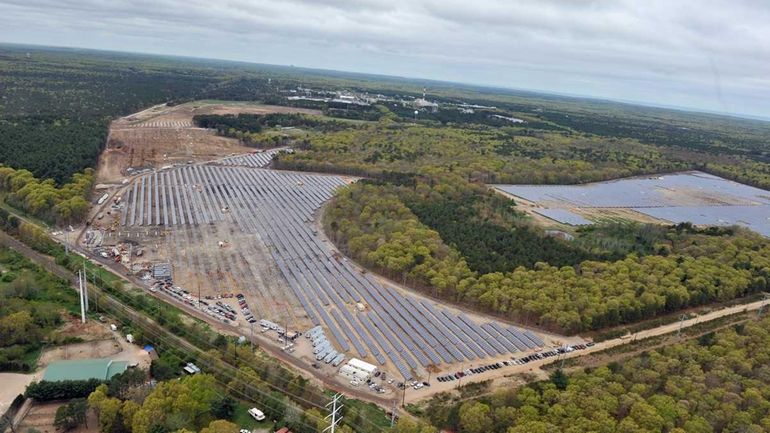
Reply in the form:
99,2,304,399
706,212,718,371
323,350,338,363
347,358,378,376
331,353,345,367
339,364,370,382
313,340,331,354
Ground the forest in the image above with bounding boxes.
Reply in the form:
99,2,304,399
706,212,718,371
0,247,80,372
399,316,770,433
402,186,602,273
193,113,355,148
0,165,95,224
325,182,770,333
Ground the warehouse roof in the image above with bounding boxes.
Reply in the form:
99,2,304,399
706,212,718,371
43,359,128,382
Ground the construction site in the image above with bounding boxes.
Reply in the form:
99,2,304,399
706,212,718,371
80,103,573,395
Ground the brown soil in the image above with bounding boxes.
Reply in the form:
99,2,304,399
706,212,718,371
17,402,99,433
96,102,322,184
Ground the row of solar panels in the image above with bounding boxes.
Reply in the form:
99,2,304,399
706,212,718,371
120,161,545,380
120,165,344,228
202,163,544,377
214,149,285,168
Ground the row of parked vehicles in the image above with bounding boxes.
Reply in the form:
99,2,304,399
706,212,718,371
237,293,258,324
151,280,233,325
436,343,593,383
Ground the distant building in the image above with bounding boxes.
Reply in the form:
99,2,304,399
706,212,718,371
43,359,128,382
544,230,574,241
412,98,438,112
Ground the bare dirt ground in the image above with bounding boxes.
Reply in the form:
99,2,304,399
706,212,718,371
52,318,113,342
17,402,99,433
0,373,38,413
491,188,668,228
96,102,321,184
38,321,152,370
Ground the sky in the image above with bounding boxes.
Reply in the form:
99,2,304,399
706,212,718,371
1,0,769,118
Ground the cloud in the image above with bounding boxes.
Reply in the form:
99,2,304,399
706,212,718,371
0,0,768,117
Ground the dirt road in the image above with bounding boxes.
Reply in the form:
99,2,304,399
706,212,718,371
404,298,767,403
0,229,395,410
2,218,767,408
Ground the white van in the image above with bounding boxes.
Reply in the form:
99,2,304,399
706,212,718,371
247,408,265,421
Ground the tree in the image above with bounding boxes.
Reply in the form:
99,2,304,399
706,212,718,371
107,368,146,398
458,402,493,433
549,369,569,391
210,396,236,420
54,399,87,432
199,420,238,433
0,311,38,345
262,392,286,422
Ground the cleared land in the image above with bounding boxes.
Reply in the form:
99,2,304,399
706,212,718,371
97,101,321,184
493,171,770,236
81,102,570,395
83,151,562,388
108,159,556,379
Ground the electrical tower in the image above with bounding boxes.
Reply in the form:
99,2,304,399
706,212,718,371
324,393,343,433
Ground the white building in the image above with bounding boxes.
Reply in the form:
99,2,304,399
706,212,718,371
347,358,378,376
339,364,371,382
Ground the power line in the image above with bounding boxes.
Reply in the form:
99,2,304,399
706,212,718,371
324,393,343,433
81,271,388,433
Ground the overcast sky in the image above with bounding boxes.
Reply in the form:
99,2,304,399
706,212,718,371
2,0,769,118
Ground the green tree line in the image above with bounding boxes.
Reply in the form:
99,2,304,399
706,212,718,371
405,316,770,433
325,182,770,333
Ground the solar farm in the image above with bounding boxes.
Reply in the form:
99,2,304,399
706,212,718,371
97,151,548,382
494,171,770,236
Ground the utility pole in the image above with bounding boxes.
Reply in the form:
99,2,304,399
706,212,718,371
249,322,254,351
83,262,89,311
324,393,343,433
390,400,398,428
758,293,770,318
677,314,686,337
64,230,69,255
92,269,98,313
78,270,86,323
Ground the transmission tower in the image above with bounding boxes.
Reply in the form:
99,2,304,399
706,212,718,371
324,393,343,433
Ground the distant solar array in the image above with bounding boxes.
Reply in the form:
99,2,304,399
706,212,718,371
533,208,593,226
494,171,770,236
120,154,544,380
494,172,770,207
129,120,193,128
214,149,286,168
639,206,770,237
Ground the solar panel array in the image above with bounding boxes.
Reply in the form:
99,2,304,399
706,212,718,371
638,205,770,237
214,149,286,168
532,208,593,226
120,157,544,380
494,171,770,237
129,120,193,128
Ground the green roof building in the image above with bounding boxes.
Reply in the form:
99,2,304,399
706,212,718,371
43,359,128,382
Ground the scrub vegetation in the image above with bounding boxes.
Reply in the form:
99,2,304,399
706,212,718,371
399,316,770,433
